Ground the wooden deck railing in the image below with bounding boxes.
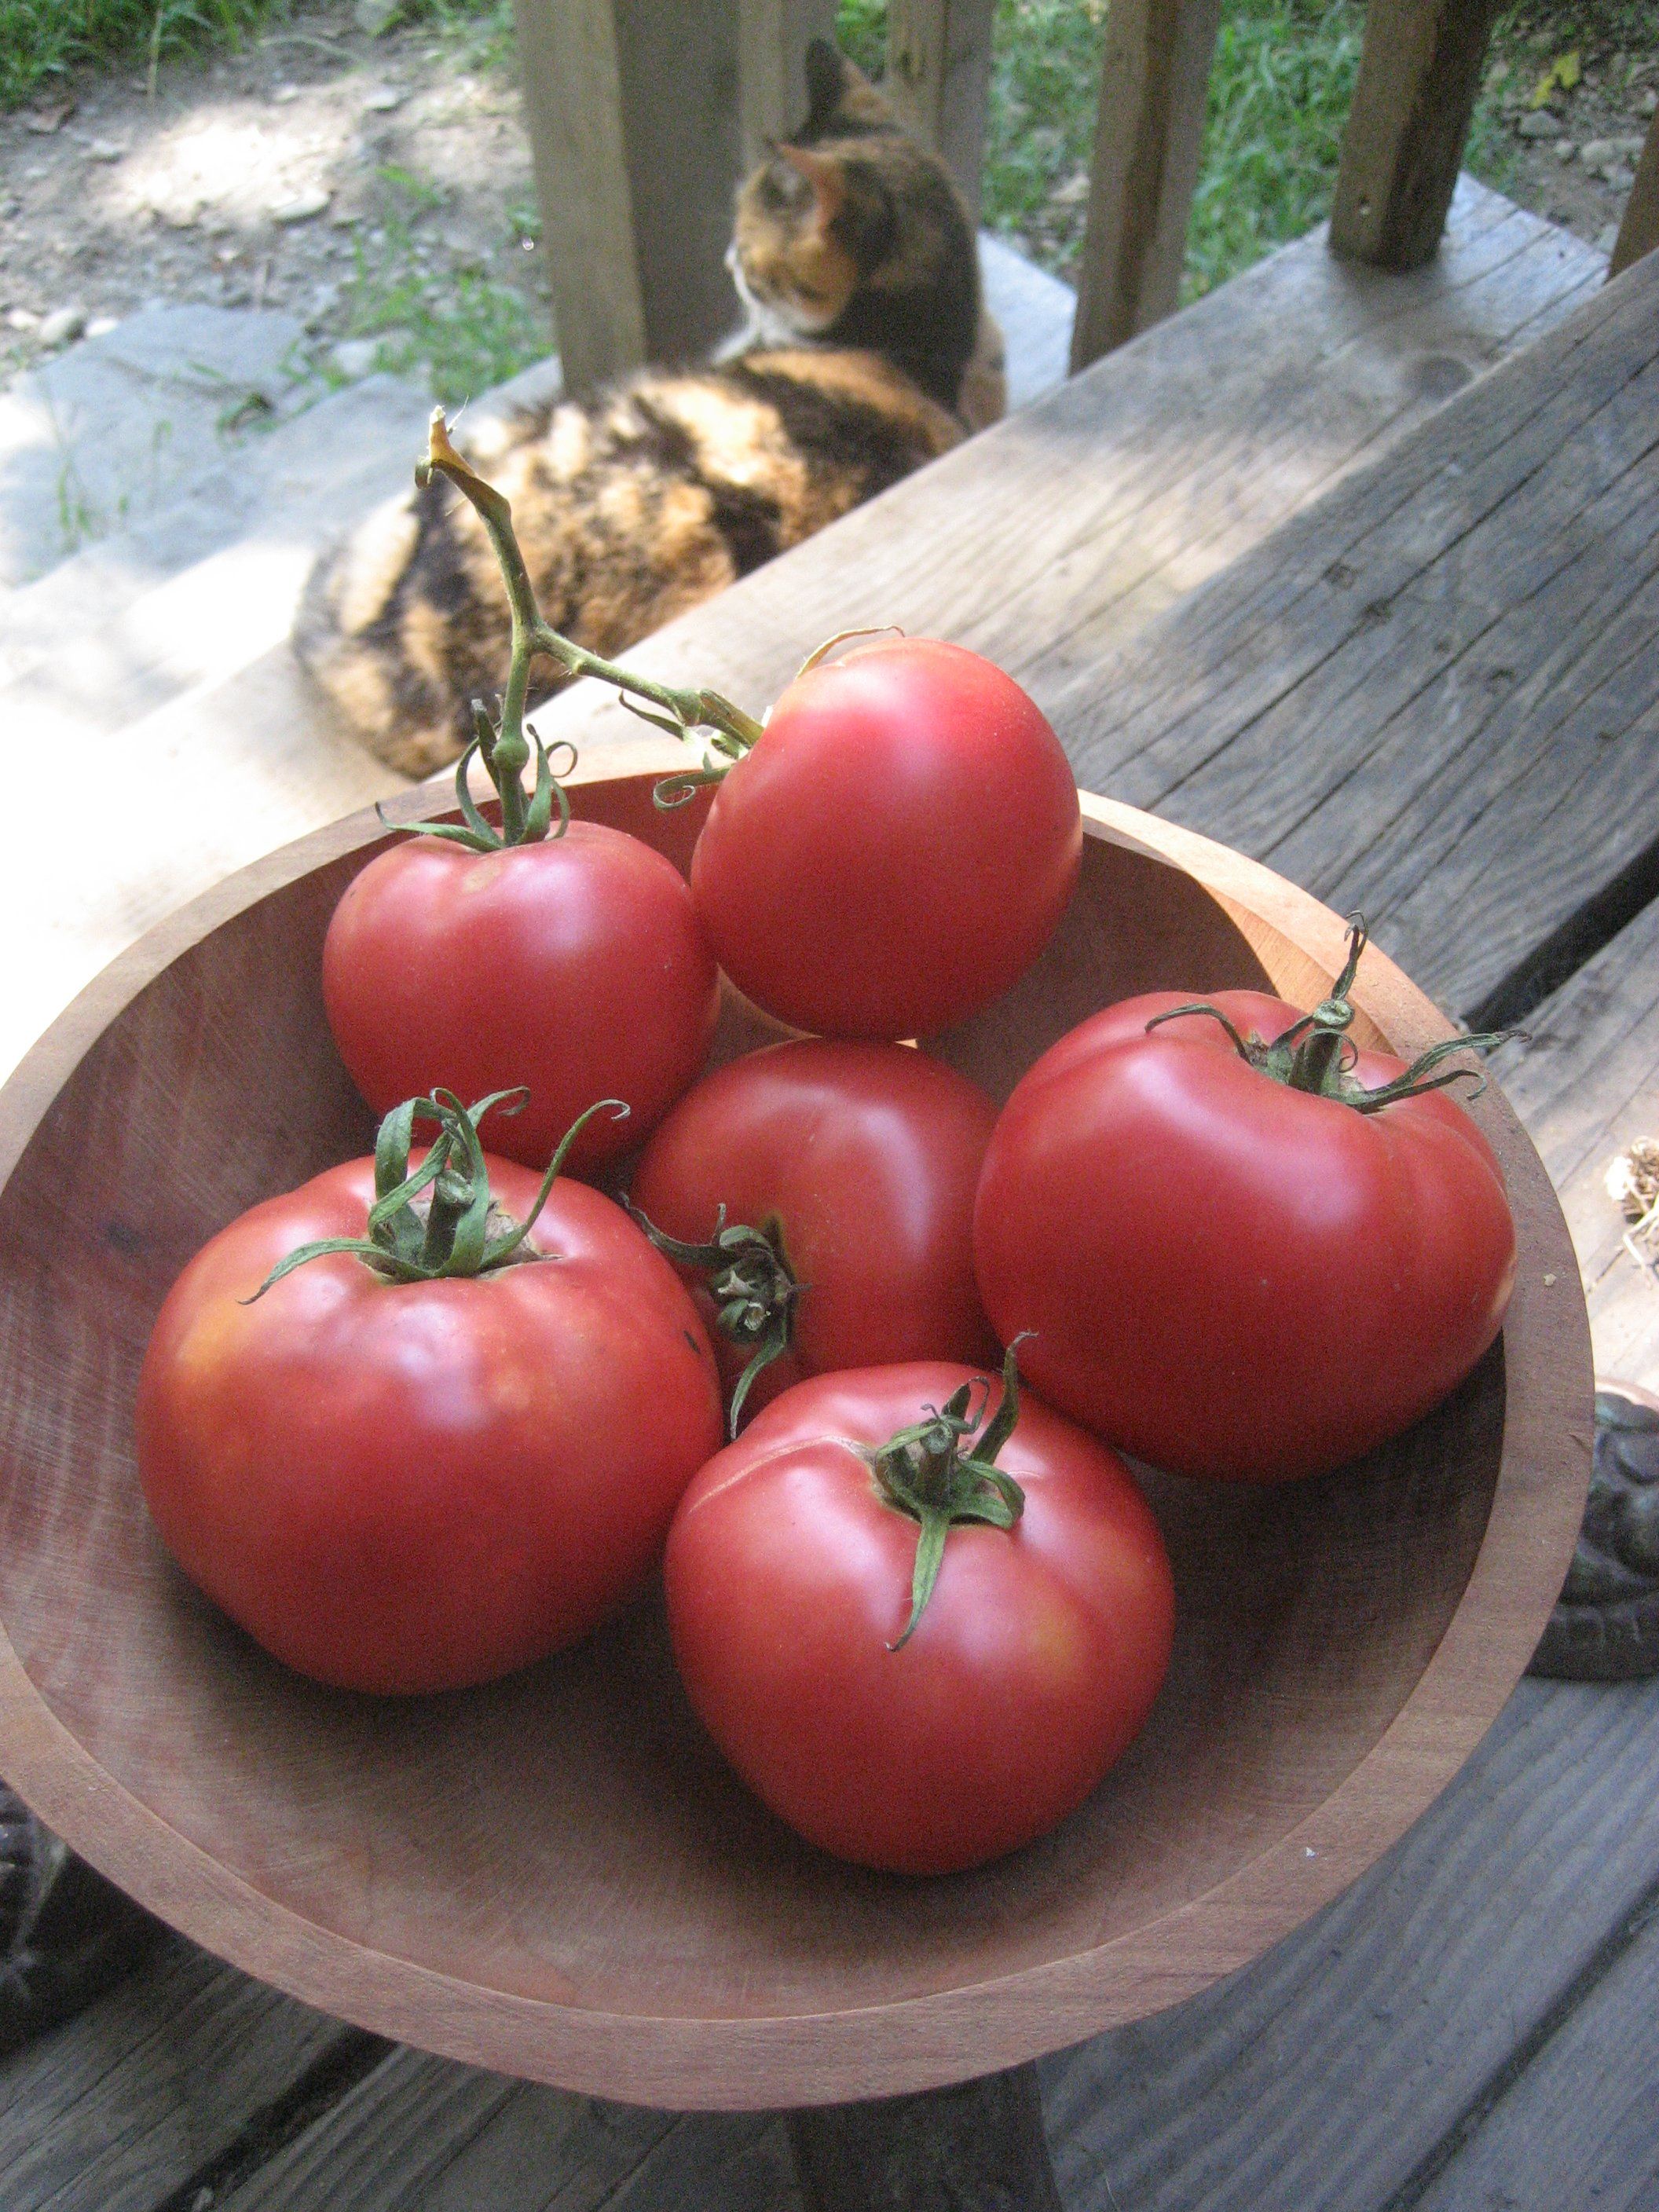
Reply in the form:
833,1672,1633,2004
510,0,1659,397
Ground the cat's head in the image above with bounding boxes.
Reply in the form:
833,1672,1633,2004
728,39,976,355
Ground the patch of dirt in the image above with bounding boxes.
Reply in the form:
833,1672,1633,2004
0,4,549,390
1485,37,1657,254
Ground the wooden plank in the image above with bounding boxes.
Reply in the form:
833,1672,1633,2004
789,2065,1061,2212
0,1939,348,2212
1610,104,1659,280
738,0,839,164
1042,1676,1659,2212
1330,0,1500,270
1405,1892,1659,2212
1050,250,1659,1027
510,0,743,392
884,0,997,213
523,178,1599,756
1492,897,1659,1393
1069,0,1222,370
203,2041,796,2212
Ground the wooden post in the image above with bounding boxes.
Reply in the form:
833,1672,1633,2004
1610,106,1659,279
1068,0,1222,373
511,0,745,394
739,0,840,163
1329,0,1499,269
787,2064,1066,2212
884,0,998,213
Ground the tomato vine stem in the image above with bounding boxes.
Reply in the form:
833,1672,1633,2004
1144,915,1520,1112
628,1203,804,1436
246,1091,628,1296
870,1340,1032,1650
413,412,764,846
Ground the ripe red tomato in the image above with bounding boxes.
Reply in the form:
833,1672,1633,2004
137,1113,723,1693
323,826,718,1175
665,1359,1175,1873
684,639,1081,1039
628,1039,1000,1426
974,970,1518,1483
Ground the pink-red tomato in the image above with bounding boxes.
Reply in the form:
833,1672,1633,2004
974,989,1518,1483
665,1361,1175,1873
323,826,719,1174
688,639,1081,1039
137,1151,723,1692
629,1040,1000,1423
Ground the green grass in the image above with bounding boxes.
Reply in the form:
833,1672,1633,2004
330,166,549,408
837,0,1649,294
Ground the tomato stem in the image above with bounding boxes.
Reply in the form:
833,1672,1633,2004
1145,916,1520,1112
628,1203,804,1436
412,412,764,846
870,1340,1031,1650
245,1091,628,1297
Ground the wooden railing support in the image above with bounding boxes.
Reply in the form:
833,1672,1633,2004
1610,107,1659,278
511,0,747,394
1329,0,1499,269
1069,0,1222,373
740,0,840,163
884,0,998,214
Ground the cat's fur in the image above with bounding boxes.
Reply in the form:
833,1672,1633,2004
294,40,1001,777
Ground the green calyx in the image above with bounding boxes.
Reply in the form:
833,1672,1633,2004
1146,914,1518,1113
870,1341,1031,1651
411,412,763,844
628,1204,804,1436
247,1090,628,1298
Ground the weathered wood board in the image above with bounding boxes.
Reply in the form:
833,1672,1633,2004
1054,247,1659,1027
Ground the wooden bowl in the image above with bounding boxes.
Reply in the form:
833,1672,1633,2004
0,771,1591,2110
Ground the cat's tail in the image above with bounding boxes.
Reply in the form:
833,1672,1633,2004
293,482,492,782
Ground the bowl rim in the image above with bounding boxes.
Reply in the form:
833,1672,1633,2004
0,780,1594,2109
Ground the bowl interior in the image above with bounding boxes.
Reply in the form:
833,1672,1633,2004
0,789,1502,2028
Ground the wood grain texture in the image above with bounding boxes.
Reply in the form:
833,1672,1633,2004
738,0,838,164
1405,1884,1659,2212
884,0,997,212
1610,102,1659,280
1329,0,1498,270
1049,247,1659,1027
0,1939,345,2212
510,0,742,391
0,782,1589,2109
209,2048,795,2212
1069,0,1222,369
1043,1674,1659,2212
789,2064,1061,2211
1492,896,1659,1395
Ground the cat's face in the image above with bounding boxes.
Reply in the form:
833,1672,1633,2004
729,145,861,338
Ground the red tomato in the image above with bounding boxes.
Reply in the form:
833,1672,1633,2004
628,1040,1000,1426
974,982,1518,1483
686,639,1081,1039
323,826,718,1174
138,1143,723,1693
665,1360,1174,1873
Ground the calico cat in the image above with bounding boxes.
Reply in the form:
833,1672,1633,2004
295,38,1001,778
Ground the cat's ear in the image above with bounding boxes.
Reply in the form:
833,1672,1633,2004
802,37,850,134
777,142,847,233
800,37,892,138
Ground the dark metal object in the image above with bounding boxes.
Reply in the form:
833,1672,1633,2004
788,2062,1064,2211
1529,1390,1659,1681
0,1784,161,2056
